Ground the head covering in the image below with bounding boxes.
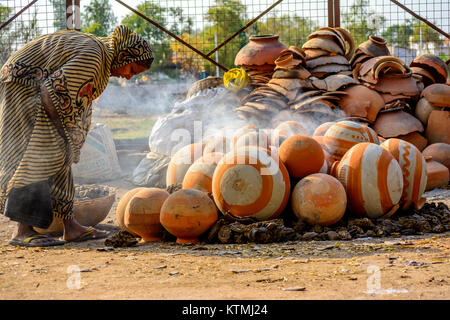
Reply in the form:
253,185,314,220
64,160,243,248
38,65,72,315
104,25,154,70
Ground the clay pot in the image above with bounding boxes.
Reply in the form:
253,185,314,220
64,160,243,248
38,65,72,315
204,135,230,155
124,188,169,242
381,139,427,210
279,135,324,178
396,132,428,152
230,125,257,149
160,189,218,244
235,35,288,67
410,54,448,84
291,173,347,226
166,142,205,187
302,37,344,55
422,143,450,170
425,158,449,191
235,130,271,151
358,36,390,57
304,49,330,60
271,121,308,147
182,152,224,193
212,146,290,221
415,97,438,125
324,74,358,91
313,121,335,137
334,27,355,60
116,188,145,235
420,83,450,108
373,110,424,138
338,85,385,122
425,110,450,145
323,121,371,160
330,143,403,219
411,66,436,87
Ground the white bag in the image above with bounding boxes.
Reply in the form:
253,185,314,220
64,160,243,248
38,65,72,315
72,123,122,183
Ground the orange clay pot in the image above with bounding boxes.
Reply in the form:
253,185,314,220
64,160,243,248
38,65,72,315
425,157,449,191
212,146,290,221
425,110,450,145
230,125,256,149
396,131,428,152
291,173,347,226
313,121,335,137
338,85,385,122
182,152,224,193
235,35,288,67
204,135,230,154
422,143,450,171
116,187,145,236
323,121,370,160
373,110,424,138
420,83,450,108
410,54,448,84
272,121,308,144
234,130,271,151
160,189,218,244
330,143,403,219
166,142,205,187
279,135,324,179
381,139,427,210
124,188,169,242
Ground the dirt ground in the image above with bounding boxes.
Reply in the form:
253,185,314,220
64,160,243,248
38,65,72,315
0,176,449,300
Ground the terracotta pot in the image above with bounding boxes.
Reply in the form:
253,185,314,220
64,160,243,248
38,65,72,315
302,37,344,55
116,188,145,235
313,121,335,137
396,132,428,152
323,121,370,160
204,135,230,155
410,54,448,84
422,143,450,170
415,97,438,126
381,139,427,210
182,152,224,193
291,173,347,226
212,147,290,221
373,110,424,138
363,125,380,144
425,110,450,145
124,188,169,242
420,83,450,108
235,35,288,67
411,66,436,87
425,158,449,191
338,85,385,122
160,189,218,244
271,121,308,147
358,36,390,57
334,27,355,60
331,143,403,219
279,135,324,179
324,74,358,92
234,130,271,151
36,193,116,236
230,125,257,149
307,29,346,53
166,142,205,187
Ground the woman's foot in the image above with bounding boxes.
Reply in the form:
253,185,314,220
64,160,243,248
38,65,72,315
62,218,109,242
10,223,65,246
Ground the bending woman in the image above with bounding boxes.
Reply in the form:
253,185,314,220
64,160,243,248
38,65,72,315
0,25,153,246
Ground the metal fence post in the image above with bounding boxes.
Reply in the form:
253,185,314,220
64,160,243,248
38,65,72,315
328,0,341,28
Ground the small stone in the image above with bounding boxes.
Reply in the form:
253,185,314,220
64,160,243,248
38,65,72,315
366,230,376,237
301,232,318,241
327,231,338,241
282,287,306,291
337,230,352,240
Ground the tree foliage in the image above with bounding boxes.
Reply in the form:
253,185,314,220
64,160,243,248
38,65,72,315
382,20,414,48
82,0,117,37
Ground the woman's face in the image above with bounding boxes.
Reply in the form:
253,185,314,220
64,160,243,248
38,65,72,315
111,62,148,80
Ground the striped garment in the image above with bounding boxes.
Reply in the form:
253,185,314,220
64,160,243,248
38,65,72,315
0,25,153,223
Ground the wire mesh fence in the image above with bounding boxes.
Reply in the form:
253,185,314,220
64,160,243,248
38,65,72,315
1,0,449,76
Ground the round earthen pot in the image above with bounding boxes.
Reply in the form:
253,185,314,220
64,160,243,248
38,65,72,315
116,187,145,236
124,188,170,242
330,142,403,219
423,143,450,171
160,189,218,244
381,139,427,210
415,97,438,126
338,85,385,122
323,121,370,160
425,158,449,191
410,54,448,84
291,173,347,226
272,121,308,143
166,142,205,187
312,121,335,137
279,135,325,179
425,110,450,145
235,35,288,67
373,110,424,138
420,83,450,108
204,135,230,155
234,130,271,151
182,152,224,193
230,125,257,150
396,131,428,152
358,36,390,57
212,146,290,221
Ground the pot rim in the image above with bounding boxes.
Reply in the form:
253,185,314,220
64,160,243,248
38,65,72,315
369,35,387,46
249,34,280,40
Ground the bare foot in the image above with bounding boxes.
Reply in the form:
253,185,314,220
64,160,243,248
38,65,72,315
62,218,109,241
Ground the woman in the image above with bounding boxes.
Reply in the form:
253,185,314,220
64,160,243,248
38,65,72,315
0,25,153,246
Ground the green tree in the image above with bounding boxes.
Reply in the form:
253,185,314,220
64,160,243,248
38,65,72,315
411,21,443,53
82,0,117,37
49,0,66,31
342,0,386,46
381,20,414,48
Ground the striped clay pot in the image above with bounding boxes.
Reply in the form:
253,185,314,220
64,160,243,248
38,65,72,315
291,173,347,226
166,142,205,187
230,125,257,149
381,139,427,210
182,152,224,193
212,146,290,221
234,130,271,151
312,121,335,137
203,135,230,154
279,135,325,179
271,121,308,147
330,142,403,219
160,189,218,244
364,125,380,144
323,121,370,160
124,188,169,242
